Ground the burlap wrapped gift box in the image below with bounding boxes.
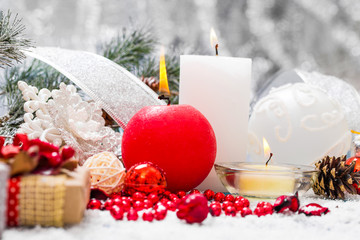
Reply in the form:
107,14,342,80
7,167,90,227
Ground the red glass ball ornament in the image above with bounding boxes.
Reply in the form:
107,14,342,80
87,199,102,210
127,208,139,221
122,105,217,192
346,156,360,172
103,199,115,210
224,205,237,216
142,210,155,222
177,191,187,198
124,162,167,195
110,205,124,220
203,189,215,201
176,193,209,224
147,193,160,204
224,194,235,203
214,192,225,203
240,207,252,217
209,202,222,217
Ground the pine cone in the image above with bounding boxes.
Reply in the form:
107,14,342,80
140,76,159,92
312,155,360,199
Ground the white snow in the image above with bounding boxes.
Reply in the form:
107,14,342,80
3,191,360,240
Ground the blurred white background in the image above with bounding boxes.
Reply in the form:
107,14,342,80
1,0,360,94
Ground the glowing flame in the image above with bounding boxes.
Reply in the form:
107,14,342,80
210,28,218,48
263,137,271,158
159,47,170,96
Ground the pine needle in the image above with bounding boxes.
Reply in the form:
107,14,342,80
0,10,33,68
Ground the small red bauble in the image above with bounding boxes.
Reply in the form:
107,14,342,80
123,162,167,195
132,192,146,201
224,205,237,216
240,207,252,217
209,202,222,217
147,193,160,204
346,156,360,172
142,210,155,222
103,199,115,210
176,193,209,224
224,194,235,203
127,208,139,221
234,200,244,211
110,205,124,220
214,192,225,203
87,199,102,210
203,189,215,201
190,189,201,194
234,196,244,202
122,105,216,192
177,191,187,198
166,200,177,211
133,200,144,211
120,199,131,212
257,202,272,209
263,205,274,215
143,199,153,209
221,201,234,211
254,207,266,217
239,197,250,208
154,208,167,220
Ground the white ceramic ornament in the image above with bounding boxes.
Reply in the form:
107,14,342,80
248,83,351,165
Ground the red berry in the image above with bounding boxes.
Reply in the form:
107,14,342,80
224,194,235,202
257,202,272,209
112,197,122,207
234,196,244,202
209,202,222,216
160,198,169,205
177,194,209,224
110,192,122,199
154,202,167,211
103,199,115,210
221,201,234,211
133,200,144,211
154,208,167,220
239,198,250,208
143,199,153,209
147,193,159,204
132,192,146,201
263,205,274,215
177,191,186,198
204,189,215,201
127,208,138,221
60,145,75,160
240,207,252,217
234,200,244,211
48,152,62,167
224,205,236,216
110,205,124,220
214,192,225,203
169,193,178,200
87,199,102,210
142,210,155,222
120,199,131,212
254,207,266,217
163,190,172,198
190,189,200,194
166,200,177,211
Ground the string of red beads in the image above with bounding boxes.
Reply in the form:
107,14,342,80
86,188,278,223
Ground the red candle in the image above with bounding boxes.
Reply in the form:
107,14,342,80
121,48,217,192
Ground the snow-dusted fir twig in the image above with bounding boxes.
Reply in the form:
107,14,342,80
0,10,33,68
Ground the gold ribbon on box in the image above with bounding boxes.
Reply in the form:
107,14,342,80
19,175,66,227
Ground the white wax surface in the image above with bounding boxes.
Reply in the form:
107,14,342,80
179,55,252,191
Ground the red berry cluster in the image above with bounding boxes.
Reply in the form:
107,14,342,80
87,189,329,223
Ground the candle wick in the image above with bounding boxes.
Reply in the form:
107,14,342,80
265,153,273,166
158,95,171,105
215,44,219,56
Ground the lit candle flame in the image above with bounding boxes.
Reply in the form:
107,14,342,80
159,47,170,96
210,28,219,56
263,137,272,164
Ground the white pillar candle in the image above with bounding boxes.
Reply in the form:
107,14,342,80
179,55,252,192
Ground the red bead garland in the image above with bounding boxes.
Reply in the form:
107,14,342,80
87,189,326,223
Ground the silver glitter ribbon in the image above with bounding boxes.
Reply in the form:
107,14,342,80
0,163,9,237
24,47,165,129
